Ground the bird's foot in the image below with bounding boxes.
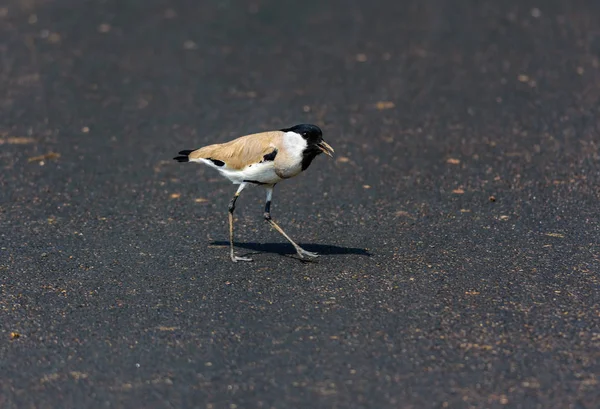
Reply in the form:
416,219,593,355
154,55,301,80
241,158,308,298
231,254,253,263
295,248,319,259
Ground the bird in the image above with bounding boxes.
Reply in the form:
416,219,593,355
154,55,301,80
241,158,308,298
173,124,334,262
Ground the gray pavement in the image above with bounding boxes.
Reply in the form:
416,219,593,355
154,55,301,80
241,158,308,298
1,0,599,408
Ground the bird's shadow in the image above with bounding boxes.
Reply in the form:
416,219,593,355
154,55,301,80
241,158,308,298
210,241,371,257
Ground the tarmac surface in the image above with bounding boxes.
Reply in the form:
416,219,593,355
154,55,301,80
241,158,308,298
1,0,599,408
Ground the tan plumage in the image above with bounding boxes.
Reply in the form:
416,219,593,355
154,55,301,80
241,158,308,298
189,131,283,170
174,123,334,263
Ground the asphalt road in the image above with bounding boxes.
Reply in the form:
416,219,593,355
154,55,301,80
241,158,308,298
1,0,599,408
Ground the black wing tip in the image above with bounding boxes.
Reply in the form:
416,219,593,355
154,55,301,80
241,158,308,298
174,150,194,162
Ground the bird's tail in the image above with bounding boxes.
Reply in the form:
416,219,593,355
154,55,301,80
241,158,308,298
173,150,194,162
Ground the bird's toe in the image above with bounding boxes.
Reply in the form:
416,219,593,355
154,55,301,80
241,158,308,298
231,255,253,262
296,248,319,259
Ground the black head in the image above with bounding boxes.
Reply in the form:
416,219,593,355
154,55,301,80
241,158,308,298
281,124,323,144
280,124,334,170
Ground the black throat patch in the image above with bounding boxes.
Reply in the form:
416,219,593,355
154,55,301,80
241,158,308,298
301,145,322,171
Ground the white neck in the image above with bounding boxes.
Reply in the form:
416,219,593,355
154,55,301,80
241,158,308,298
282,131,307,160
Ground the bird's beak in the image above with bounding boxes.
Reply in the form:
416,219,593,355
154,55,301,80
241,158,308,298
317,141,334,157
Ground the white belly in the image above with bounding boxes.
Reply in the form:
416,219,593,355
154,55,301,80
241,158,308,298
205,160,282,185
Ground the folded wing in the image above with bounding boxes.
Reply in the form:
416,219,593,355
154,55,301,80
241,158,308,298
189,131,283,170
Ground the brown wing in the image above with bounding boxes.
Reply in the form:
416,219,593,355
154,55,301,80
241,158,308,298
188,131,283,170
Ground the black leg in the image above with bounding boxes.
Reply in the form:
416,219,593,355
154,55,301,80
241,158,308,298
263,199,271,220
